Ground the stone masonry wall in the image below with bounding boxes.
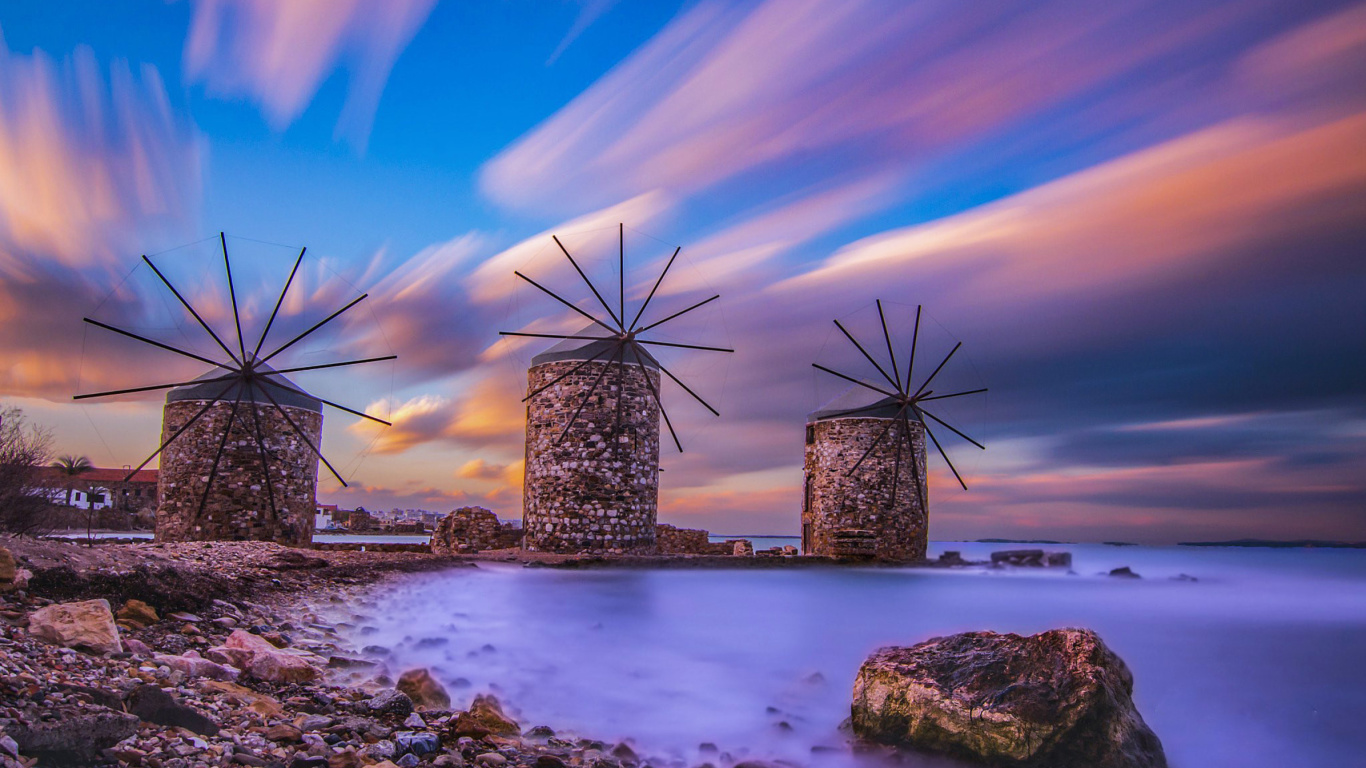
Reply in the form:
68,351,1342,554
431,506,523,554
156,399,321,547
801,417,928,560
655,523,731,555
523,359,661,554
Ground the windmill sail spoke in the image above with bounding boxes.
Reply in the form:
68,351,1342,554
629,246,680,331
636,339,734,353
901,413,926,508
84,318,229,370
259,293,369,365
253,246,305,359
523,344,616,402
257,377,392,426
637,355,682,452
74,372,237,401
618,223,625,329
222,233,248,362
918,387,988,402
244,391,278,514
914,341,961,398
269,356,397,377
515,271,616,334
634,294,720,334
123,379,237,480
906,305,921,391
918,412,968,490
255,379,348,487
833,319,900,392
811,363,898,399
877,300,902,391
554,235,621,328
651,351,720,416
917,405,985,449
499,331,612,342
557,345,619,444
198,391,242,517
142,255,241,367
846,410,900,476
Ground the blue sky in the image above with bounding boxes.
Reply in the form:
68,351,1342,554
1,0,1363,542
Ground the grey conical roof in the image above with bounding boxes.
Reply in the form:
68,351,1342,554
530,324,661,370
166,359,322,413
808,384,901,422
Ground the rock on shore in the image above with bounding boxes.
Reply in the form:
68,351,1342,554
851,628,1166,768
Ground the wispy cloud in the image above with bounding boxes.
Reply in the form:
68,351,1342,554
183,0,436,150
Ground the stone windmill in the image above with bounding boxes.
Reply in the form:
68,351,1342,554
76,234,394,546
500,224,731,554
803,302,985,559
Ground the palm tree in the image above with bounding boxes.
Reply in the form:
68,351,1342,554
52,454,93,506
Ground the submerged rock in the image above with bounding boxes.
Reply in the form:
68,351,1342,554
451,694,520,738
1109,567,1141,579
27,598,122,655
851,627,1166,768
397,667,452,710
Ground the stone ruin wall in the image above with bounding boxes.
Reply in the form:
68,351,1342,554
156,399,321,547
655,523,734,555
431,506,524,554
522,359,661,554
802,417,928,560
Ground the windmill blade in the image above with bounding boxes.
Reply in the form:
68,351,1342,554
917,405,985,450
905,305,921,390
253,246,305,359
74,372,237,401
916,410,968,491
846,410,901,476
515,271,617,335
554,235,621,329
618,223,625,328
221,233,248,362
257,377,392,426
122,379,238,480
499,331,613,342
269,355,397,377
650,350,720,416
142,254,241,367
197,391,243,517
259,293,369,365
244,390,279,515
877,300,902,391
913,341,961,398
833,319,899,392
811,363,898,400
918,387,988,402
636,339,734,353
900,413,926,510
629,246,680,331
83,318,228,370
255,377,349,487
557,344,620,444
637,355,682,452
522,343,616,402
634,294,720,334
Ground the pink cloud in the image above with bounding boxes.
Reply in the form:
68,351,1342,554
184,0,436,149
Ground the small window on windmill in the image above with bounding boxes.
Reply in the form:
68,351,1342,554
806,424,815,444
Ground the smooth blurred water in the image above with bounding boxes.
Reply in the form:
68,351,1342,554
321,542,1366,768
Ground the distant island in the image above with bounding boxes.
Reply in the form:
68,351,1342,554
974,538,1066,544
1179,539,1366,549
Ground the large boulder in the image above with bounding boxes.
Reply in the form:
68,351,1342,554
126,685,220,736
397,668,451,711
851,628,1166,768
27,599,122,655
215,629,319,683
449,694,519,738
2,708,140,764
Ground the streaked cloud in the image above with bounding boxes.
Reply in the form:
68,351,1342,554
183,0,436,149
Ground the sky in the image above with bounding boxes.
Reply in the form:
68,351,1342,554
0,0,1363,543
